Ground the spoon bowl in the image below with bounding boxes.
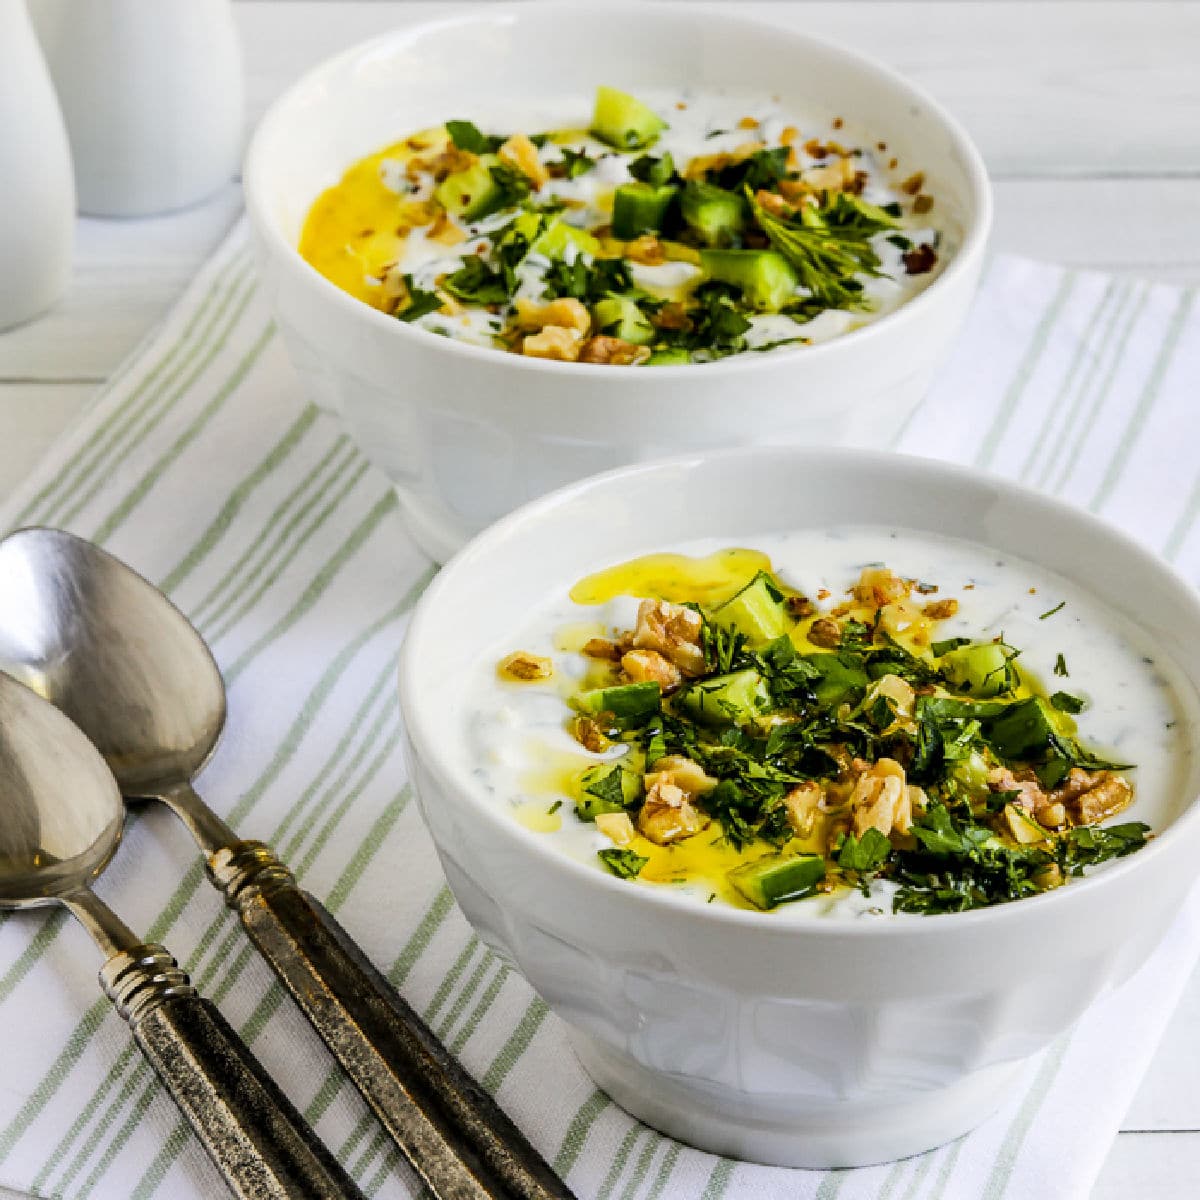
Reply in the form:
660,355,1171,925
0,670,123,906
0,526,225,796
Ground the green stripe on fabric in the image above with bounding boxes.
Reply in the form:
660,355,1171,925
1163,469,1200,561
643,1143,683,1200
596,1126,645,1200
325,790,410,913
126,1120,192,1200
980,1040,1072,1200
424,937,483,1028
554,1091,612,1176
362,1144,412,1198
1016,278,1122,485
389,887,455,989
190,434,351,623
930,1138,967,1200
481,999,550,1095
158,404,320,596
1045,283,1148,493
273,657,403,852
434,943,491,1036
50,259,259,531
620,1130,664,1200
897,1142,940,1200
289,727,402,875
815,1171,848,1200
12,250,247,526
0,909,66,1004
449,965,508,1055
31,1043,141,1192
224,491,400,682
1087,288,1196,511
89,322,275,546
974,271,1078,469
874,1154,912,1200
206,458,373,645
700,1157,736,1200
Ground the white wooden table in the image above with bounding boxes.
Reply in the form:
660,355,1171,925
2,2,1198,1195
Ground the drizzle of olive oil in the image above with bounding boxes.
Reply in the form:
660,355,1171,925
513,801,563,834
569,548,773,608
298,127,450,308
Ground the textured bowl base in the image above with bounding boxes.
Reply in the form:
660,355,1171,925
567,1028,1026,1170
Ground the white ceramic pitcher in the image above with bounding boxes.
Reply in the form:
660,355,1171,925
31,0,243,217
0,0,75,331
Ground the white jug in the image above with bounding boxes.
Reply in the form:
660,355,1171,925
31,0,243,217
0,0,74,331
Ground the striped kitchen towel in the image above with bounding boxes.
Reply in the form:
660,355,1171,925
0,220,1197,1200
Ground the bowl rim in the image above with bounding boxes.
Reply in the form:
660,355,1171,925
398,445,1200,937
244,0,994,382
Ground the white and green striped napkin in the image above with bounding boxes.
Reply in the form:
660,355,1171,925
0,220,1198,1200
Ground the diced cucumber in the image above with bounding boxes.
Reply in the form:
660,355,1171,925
984,697,1056,761
728,854,825,910
434,155,503,220
612,183,677,239
680,181,745,247
575,762,641,820
699,249,798,311
681,669,770,726
532,219,601,260
646,347,691,366
576,682,661,727
713,572,789,647
629,152,676,188
592,295,655,344
806,654,869,710
941,642,1018,697
590,86,667,150
947,750,992,801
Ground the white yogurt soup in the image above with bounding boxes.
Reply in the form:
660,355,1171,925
463,528,1197,920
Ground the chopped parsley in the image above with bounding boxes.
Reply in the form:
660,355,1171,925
1039,601,1066,620
598,848,649,879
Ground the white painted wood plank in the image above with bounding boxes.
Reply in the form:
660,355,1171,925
1093,1132,1200,1199
0,186,241,383
992,178,1200,284
234,1,1200,179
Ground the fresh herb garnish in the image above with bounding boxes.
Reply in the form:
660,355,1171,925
749,191,899,310
598,848,649,879
559,147,597,180
394,278,443,323
1050,691,1086,714
1039,601,1066,620
1054,653,1068,677
445,120,501,155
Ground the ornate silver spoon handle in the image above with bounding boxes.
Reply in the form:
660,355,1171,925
100,944,366,1200
210,840,576,1200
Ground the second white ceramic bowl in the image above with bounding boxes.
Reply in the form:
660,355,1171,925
399,447,1200,1169
245,3,992,561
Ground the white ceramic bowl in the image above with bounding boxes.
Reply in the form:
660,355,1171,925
398,447,1200,1169
244,3,992,562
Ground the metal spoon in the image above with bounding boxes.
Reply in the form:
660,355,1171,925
0,670,364,1199
0,527,574,1200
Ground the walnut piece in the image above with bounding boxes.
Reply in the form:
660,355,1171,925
632,600,706,676
621,648,683,692
578,336,651,366
497,651,553,682
522,326,584,361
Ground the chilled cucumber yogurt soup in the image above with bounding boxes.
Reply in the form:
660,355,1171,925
300,85,954,365
467,530,1196,919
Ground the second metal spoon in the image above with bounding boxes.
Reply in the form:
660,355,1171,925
0,526,573,1200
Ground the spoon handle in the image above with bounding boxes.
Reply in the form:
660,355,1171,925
210,842,576,1200
100,944,366,1200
